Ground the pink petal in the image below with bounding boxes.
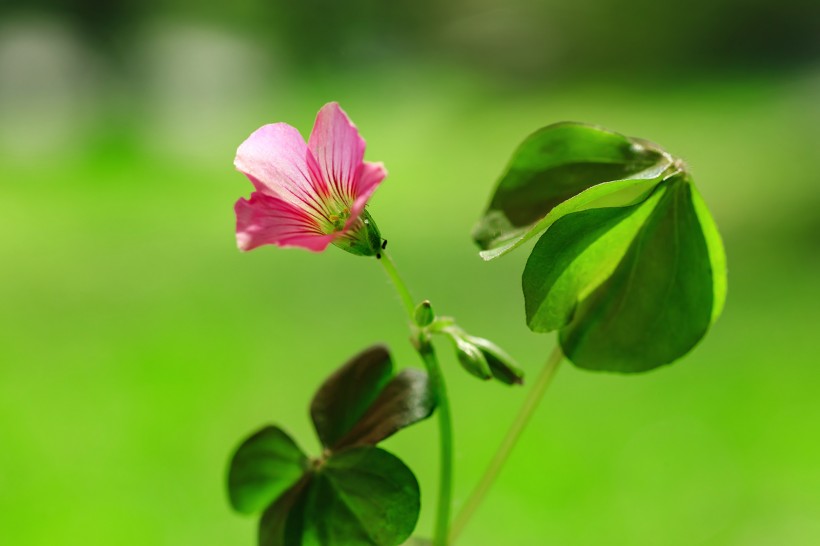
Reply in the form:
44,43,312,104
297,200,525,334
347,161,388,226
308,103,366,201
234,123,328,219
235,193,337,252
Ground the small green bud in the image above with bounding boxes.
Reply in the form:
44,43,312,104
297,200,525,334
468,336,525,385
414,300,435,327
451,335,492,381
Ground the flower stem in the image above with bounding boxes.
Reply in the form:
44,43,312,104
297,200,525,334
418,341,454,546
450,344,563,543
379,250,454,546
379,250,416,321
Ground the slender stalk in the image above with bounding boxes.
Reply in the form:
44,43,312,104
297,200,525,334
417,342,454,546
450,345,563,543
379,250,454,546
379,250,416,321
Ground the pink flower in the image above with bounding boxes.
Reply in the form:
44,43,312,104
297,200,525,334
234,103,387,255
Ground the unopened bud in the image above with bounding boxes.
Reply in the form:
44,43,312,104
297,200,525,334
467,336,524,385
414,300,435,327
451,335,492,381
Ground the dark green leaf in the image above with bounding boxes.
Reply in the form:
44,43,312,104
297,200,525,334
523,187,665,332
311,345,393,449
334,369,436,449
240,346,434,545
473,122,672,260
258,476,311,546
228,426,307,515
301,447,420,546
559,176,716,372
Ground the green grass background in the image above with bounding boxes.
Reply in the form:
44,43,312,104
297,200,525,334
1,42,819,545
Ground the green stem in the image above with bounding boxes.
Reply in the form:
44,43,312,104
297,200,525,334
450,344,563,543
379,250,416,321
418,342,454,546
379,250,454,546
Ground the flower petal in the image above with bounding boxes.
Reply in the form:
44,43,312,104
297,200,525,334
234,123,328,219
308,103,366,201
347,161,387,228
235,193,336,252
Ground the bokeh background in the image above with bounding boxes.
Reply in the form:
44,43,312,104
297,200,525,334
2,1,819,545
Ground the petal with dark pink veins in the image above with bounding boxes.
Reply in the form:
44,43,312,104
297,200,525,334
235,193,336,252
346,161,387,230
234,123,328,219
308,103,366,203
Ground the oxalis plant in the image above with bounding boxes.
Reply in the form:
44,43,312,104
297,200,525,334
225,103,727,546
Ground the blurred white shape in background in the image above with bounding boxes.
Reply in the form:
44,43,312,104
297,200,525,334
134,22,273,165
0,17,99,162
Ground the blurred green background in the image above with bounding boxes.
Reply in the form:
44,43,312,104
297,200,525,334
1,1,819,545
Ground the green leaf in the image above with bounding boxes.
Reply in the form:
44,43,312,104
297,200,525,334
301,447,421,546
228,426,307,515
334,369,436,449
473,122,673,259
691,185,727,323
238,346,433,545
311,345,393,449
256,447,423,546
258,477,310,546
559,175,716,372
523,186,666,332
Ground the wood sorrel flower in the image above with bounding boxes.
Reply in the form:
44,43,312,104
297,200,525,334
234,103,386,256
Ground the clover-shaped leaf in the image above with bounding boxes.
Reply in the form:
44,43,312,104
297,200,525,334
228,426,309,515
298,447,420,545
228,345,436,546
476,124,726,373
310,345,435,449
334,366,437,447
556,175,725,372
522,185,665,333
473,122,673,260
258,447,420,546
310,345,394,449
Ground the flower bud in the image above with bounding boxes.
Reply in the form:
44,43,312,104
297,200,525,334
451,335,492,381
467,336,525,385
414,300,435,327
